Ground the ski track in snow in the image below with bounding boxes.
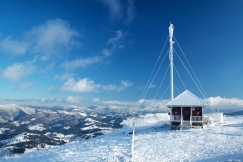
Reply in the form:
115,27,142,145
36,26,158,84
2,116,243,162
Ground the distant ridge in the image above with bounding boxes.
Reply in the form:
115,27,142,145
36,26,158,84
224,110,243,116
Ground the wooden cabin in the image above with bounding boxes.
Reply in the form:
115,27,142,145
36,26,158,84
167,90,207,130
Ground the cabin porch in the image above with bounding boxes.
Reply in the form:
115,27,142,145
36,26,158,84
170,107,203,130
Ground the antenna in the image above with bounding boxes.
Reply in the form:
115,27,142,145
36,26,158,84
169,23,174,100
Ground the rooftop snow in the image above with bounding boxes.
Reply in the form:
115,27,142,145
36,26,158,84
167,90,207,107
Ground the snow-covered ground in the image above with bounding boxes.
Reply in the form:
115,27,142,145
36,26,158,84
1,116,243,162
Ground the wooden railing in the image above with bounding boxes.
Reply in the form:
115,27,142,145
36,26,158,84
191,116,202,121
171,115,181,121
171,115,203,122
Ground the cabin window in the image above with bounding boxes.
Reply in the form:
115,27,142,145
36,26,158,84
195,107,202,116
172,107,181,115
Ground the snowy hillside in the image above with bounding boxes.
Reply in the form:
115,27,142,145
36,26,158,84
0,104,35,123
1,115,243,162
0,104,128,156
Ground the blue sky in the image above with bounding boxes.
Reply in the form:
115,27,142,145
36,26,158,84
1,0,243,111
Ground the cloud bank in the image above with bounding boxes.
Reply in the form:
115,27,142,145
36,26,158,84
2,96,243,113
39,96,82,104
207,96,243,109
92,96,243,113
58,78,132,93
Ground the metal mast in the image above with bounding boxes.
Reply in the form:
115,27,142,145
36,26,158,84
169,23,174,100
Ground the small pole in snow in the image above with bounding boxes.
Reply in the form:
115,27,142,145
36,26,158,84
131,121,135,161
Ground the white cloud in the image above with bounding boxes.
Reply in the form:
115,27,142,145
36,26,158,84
117,80,132,91
101,0,135,24
59,78,99,93
207,96,243,109
55,73,74,80
149,84,156,89
0,19,81,56
101,0,122,20
39,98,60,103
92,98,100,103
107,30,124,49
15,82,34,90
136,98,169,109
58,78,132,93
39,96,82,104
4,98,37,102
102,49,112,57
61,30,125,70
125,0,135,24
29,19,80,55
62,56,102,70
102,100,135,106
99,97,243,113
47,86,55,92
99,98,169,111
102,84,117,91
134,96,243,112
66,96,82,103
3,63,35,81
0,37,30,55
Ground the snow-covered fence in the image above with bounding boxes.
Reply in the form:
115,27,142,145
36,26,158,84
205,113,223,123
122,113,170,128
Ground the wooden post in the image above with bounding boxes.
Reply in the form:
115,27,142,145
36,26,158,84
190,107,192,125
180,107,183,130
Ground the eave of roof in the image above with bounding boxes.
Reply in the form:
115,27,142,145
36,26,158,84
166,90,208,107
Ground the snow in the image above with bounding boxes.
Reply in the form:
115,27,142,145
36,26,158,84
0,133,35,145
51,123,62,128
11,121,20,126
90,114,97,117
0,128,9,134
44,132,52,136
206,112,224,122
83,118,104,126
81,125,112,131
21,121,31,125
84,118,96,123
79,112,87,117
28,124,46,131
0,104,35,123
63,126,71,130
53,133,65,138
1,116,243,161
110,120,115,124
81,125,99,130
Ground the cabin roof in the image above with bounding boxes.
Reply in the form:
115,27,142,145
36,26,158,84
166,90,208,107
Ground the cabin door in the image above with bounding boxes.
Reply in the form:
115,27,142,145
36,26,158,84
182,107,191,121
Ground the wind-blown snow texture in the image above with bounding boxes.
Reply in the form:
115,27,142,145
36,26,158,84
2,116,243,162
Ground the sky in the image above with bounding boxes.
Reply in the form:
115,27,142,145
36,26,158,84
0,0,243,111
